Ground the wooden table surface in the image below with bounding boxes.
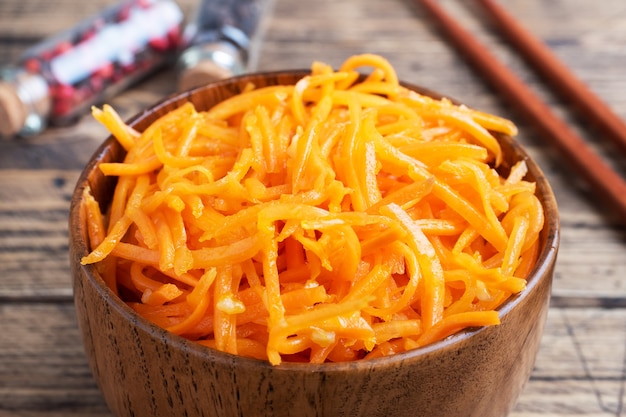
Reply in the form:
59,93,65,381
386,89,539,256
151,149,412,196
2,0,626,415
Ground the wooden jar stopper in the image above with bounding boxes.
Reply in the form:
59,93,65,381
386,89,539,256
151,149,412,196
0,83,26,137
178,60,235,92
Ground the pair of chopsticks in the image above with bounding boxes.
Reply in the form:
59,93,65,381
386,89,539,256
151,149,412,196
416,0,626,218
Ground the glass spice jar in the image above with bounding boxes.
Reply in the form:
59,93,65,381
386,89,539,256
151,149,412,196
0,0,185,138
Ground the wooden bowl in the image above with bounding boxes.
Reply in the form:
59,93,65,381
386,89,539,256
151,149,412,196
69,71,560,417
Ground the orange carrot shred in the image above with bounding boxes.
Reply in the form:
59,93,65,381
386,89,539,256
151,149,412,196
81,54,544,365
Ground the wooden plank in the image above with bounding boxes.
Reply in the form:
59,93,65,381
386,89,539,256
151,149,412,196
0,302,111,417
514,307,626,415
0,170,79,300
513,380,625,416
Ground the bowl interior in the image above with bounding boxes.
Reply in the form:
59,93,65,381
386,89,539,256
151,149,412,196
71,70,559,368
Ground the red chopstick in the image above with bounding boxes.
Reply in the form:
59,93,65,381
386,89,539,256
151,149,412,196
416,0,626,218
477,0,626,155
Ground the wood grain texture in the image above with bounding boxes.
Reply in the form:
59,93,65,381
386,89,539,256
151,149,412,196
0,170,78,300
1,0,626,415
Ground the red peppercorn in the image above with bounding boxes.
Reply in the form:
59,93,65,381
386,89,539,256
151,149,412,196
148,36,170,52
94,62,115,80
52,41,73,57
23,58,41,74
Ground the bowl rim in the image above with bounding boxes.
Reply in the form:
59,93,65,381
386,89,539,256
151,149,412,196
70,69,561,371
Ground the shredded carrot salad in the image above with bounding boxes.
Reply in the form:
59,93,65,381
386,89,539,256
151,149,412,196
81,54,544,365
